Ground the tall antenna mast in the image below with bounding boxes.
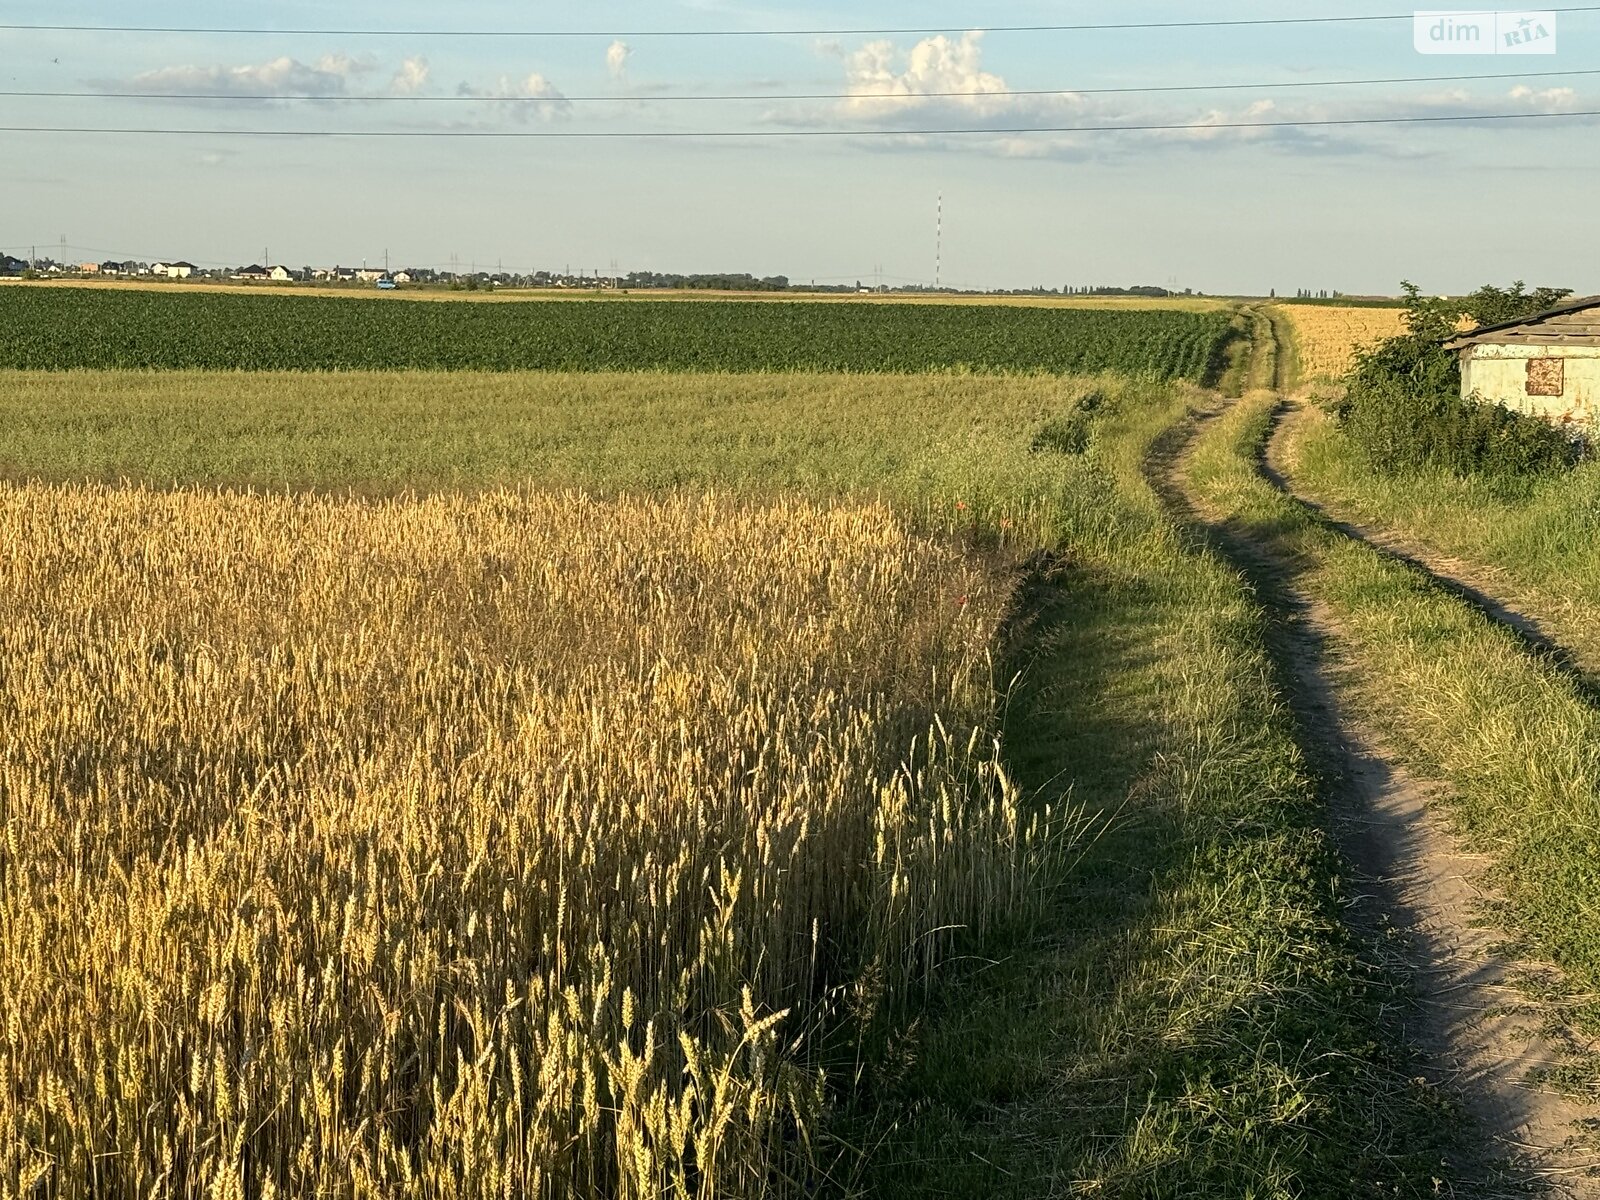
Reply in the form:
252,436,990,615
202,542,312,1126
935,194,942,290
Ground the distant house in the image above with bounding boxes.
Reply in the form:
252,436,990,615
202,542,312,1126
233,264,271,281
151,261,196,279
1445,296,1600,430
355,268,385,283
1,254,28,277
269,265,296,282
391,271,414,285
99,260,126,276
78,262,101,275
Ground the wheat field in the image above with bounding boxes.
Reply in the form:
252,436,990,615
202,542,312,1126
0,484,1056,1199
1276,305,1407,382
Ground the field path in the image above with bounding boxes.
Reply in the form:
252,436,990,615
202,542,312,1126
1267,400,1600,688
1150,392,1600,1196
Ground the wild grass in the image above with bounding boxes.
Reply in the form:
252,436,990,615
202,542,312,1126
1284,404,1600,670
0,486,1062,1199
1184,393,1600,1087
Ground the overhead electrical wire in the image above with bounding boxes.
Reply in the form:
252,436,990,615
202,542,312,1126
4,67,1597,105
2,110,1596,138
5,7,1600,37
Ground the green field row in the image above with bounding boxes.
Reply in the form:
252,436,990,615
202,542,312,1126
0,287,1235,377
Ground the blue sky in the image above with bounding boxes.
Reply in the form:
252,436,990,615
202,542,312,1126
1,1,1596,294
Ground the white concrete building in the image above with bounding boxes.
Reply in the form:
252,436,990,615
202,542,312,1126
1445,298,1600,431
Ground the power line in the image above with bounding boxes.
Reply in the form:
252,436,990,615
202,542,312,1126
5,8,1600,37
7,68,1598,106
1,109,1596,138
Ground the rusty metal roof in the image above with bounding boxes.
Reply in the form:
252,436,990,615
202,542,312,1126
1444,295,1600,350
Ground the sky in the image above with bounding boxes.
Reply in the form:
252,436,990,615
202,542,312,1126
1,1,1597,295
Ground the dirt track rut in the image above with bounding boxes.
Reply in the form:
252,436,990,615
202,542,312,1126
1265,401,1600,695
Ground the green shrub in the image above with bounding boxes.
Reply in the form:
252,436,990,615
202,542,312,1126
1335,281,1587,479
1335,380,1585,479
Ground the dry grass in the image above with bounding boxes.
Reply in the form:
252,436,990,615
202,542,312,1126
1275,305,1407,383
0,484,1055,1199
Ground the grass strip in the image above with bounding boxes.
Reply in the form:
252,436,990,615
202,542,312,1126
841,386,1468,1197
1282,403,1600,673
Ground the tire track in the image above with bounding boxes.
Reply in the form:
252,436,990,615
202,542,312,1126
1265,399,1600,700
1147,324,1600,1196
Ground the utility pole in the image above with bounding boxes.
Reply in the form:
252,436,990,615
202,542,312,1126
935,195,942,290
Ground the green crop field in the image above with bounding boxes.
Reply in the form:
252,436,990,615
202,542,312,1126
0,286,1234,377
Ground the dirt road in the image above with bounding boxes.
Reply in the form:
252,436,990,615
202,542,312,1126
1150,326,1600,1194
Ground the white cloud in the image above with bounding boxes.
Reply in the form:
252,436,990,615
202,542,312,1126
606,40,632,80
842,32,1009,114
768,31,1095,145
390,57,430,95
312,54,369,80
454,73,572,122
779,32,1595,162
1509,84,1577,108
113,55,376,98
